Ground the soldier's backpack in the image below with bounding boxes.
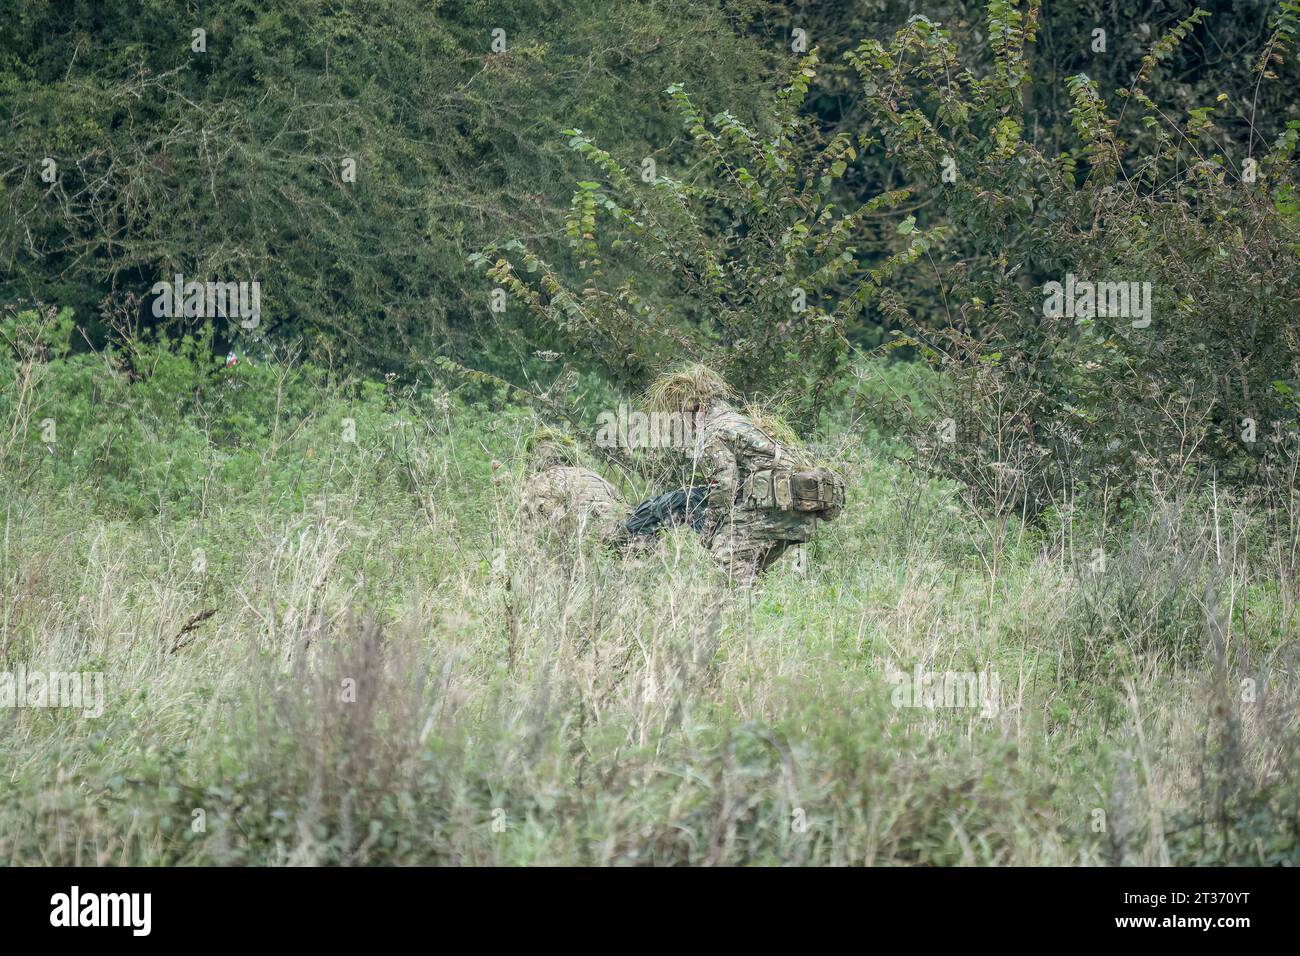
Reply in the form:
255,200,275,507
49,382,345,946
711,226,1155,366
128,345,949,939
740,466,844,521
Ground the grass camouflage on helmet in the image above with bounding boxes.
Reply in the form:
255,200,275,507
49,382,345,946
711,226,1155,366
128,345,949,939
523,426,581,467
643,363,732,415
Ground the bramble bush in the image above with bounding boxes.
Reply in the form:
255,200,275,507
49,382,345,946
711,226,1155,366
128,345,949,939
0,0,780,374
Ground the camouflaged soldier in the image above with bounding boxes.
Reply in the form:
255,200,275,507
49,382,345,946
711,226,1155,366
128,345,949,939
644,365,844,584
519,429,628,546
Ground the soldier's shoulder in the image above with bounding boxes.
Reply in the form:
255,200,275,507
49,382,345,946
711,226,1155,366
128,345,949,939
700,407,750,439
550,466,618,494
715,414,778,452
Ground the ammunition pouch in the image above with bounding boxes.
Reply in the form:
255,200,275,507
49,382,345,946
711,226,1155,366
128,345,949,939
741,467,844,520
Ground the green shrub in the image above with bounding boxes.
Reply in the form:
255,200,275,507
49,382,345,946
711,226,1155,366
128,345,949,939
848,5,1300,511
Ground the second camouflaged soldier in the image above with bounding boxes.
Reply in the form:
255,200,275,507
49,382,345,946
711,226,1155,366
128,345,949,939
519,428,627,547
644,365,844,584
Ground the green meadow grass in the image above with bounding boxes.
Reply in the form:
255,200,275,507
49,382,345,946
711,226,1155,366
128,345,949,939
1,346,1297,865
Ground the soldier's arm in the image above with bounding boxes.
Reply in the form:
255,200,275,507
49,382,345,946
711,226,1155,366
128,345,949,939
735,422,782,465
697,430,740,535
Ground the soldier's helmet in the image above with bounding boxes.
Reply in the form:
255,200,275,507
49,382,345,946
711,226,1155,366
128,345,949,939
643,363,732,418
523,426,580,470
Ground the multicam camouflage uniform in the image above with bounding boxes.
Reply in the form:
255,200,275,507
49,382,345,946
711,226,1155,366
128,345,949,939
693,400,820,583
521,462,627,546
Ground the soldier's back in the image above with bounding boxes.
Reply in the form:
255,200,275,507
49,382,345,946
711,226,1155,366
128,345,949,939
521,465,624,540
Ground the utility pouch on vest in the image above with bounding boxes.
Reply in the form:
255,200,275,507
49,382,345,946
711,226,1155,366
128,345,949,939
791,467,844,517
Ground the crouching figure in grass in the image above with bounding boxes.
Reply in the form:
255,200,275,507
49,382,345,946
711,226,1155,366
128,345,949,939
643,364,845,585
519,428,628,548
520,426,700,557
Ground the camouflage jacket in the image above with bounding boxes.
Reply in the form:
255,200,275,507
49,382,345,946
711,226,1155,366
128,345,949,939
691,401,818,543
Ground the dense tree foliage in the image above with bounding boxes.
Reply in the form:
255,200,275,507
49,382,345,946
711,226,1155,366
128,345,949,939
1,0,778,372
